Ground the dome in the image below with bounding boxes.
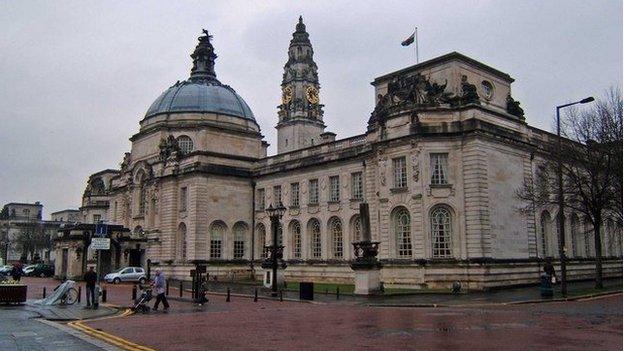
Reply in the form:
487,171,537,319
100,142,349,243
144,30,255,122
145,81,255,121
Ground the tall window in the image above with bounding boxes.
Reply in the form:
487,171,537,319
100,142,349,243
93,214,101,223
584,220,592,257
290,183,300,207
555,214,563,254
309,179,319,205
257,224,267,259
431,207,453,258
430,153,449,185
351,215,362,242
330,218,343,259
210,222,225,259
177,135,194,154
393,156,407,188
329,176,340,202
540,211,551,257
177,223,187,261
257,188,265,210
393,207,412,258
310,219,322,258
233,223,246,259
180,187,188,212
570,214,579,257
291,221,302,259
273,185,282,205
351,172,363,200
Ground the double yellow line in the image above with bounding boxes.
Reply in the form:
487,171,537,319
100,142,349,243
68,309,156,351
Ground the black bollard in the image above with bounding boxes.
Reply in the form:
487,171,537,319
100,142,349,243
78,286,81,303
226,288,231,302
43,287,46,298
279,290,283,302
179,281,183,298
336,286,340,300
254,288,258,302
166,280,170,296
102,288,107,303
132,285,137,300
325,288,328,295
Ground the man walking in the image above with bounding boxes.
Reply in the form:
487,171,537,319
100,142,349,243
152,268,169,312
83,266,97,308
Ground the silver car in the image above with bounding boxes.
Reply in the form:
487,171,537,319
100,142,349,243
104,267,147,284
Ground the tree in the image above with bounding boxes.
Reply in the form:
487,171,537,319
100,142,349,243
517,88,623,289
13,220,51,263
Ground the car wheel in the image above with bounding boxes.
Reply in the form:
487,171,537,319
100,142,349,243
139,277,146,284
113,277,121,284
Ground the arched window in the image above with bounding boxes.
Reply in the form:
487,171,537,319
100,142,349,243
540,211,551,257
330,217,343,259
209,221,226,259
257,223,267,258
177,135,194,154
606,219,614,256
393,207,412,258
136,171,147,216
233,222,247,259
308,219,322,259
570,214,579,257
431,206,452,258
555,213,565,255
177,223,187,261
351,215,362,242
291,221,302,259
584,218,593,257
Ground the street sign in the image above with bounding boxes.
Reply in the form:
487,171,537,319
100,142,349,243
95,223,108,237
91,238,110,250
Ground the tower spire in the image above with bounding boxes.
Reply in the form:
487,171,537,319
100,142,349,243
189,29,219,83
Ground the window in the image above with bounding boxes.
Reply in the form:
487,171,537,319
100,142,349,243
570,214,579,257
257,224,267,259
309,179,319,205
23,209,30,217
394,208,412,258
273,185,282,205
210,222,225,259
180,187,188,212
310,219,322,258
329,176,340,202
257,188,265,210
352,215,362,242
431,207,453,258
584,220,592,257
93,214,101,223
177,223,187,261
291,221,302,259
330,218,343,259
290,183,300,207
113,202,118,221
177,135,194,154
540,211,550,257
481,80,494,99
393,157,407,188
430,153,449,185
233,223,246,259
139,186,147,215
351,172,363,200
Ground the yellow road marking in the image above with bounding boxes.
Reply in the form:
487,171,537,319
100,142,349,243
68,308,156,351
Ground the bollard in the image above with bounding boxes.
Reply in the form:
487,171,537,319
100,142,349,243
336,286,340,300
226,288,231,302
279,290,283,302
102,288,107,303
254,288,258,302
43,287,46,298
325,288,328,295
132,285,137,300
78,286,82,303
180,281,183,298
166,280,170,296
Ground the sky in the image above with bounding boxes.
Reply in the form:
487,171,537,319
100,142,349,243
0,0,621,217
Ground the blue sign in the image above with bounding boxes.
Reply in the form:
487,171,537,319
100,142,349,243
95,223,108,237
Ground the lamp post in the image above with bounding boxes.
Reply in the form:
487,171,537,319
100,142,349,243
556,96,594,297
264,202,286,297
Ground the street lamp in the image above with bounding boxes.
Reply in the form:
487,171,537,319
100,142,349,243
264,202,286,296
556,96,594,297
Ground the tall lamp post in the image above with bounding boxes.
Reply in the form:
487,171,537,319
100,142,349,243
556,96,594,297
264,202,286,296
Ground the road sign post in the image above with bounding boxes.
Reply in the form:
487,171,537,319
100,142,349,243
92,222,109,309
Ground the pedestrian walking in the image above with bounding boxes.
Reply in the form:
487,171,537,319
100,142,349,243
11,263,22,282
83,266,98,308
152,268,169,312
543,260,557,284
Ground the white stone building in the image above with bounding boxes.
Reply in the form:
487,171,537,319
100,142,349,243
73,19,621,289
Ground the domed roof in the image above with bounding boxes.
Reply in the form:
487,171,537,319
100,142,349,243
144,30,255,122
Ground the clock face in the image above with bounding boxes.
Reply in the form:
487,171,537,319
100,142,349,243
305,86,319,104
282,86,293,105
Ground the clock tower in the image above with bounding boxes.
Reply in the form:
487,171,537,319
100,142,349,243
276,16,327,154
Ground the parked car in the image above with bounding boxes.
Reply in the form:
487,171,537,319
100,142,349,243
0,265,12,274
30,263,55,277
104,267,147,284
22,265,36,276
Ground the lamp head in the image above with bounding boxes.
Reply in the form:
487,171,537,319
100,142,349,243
580,97,594,104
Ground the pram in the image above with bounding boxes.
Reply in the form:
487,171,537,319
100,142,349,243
132,285,153,313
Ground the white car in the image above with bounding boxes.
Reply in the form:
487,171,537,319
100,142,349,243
22,265,36,276
104,267,147,284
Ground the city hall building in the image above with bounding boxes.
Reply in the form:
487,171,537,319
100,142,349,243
65,18,622,289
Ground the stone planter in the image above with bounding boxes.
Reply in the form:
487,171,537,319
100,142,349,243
0,284,28,304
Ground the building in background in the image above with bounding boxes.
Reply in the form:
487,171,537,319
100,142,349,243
50,209,82,223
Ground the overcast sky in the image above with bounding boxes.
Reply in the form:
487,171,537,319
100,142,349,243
0,0,621,217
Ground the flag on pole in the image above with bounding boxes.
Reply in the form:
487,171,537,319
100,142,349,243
401,30,415,46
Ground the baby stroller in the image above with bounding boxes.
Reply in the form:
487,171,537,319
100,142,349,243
132,285,153,313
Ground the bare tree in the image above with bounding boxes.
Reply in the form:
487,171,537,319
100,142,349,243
517,88,623,289
13,220,51,263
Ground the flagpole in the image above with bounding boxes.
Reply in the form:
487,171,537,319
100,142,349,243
415,27,419,64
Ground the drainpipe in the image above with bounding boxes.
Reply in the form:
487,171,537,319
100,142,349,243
250,180,256,279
